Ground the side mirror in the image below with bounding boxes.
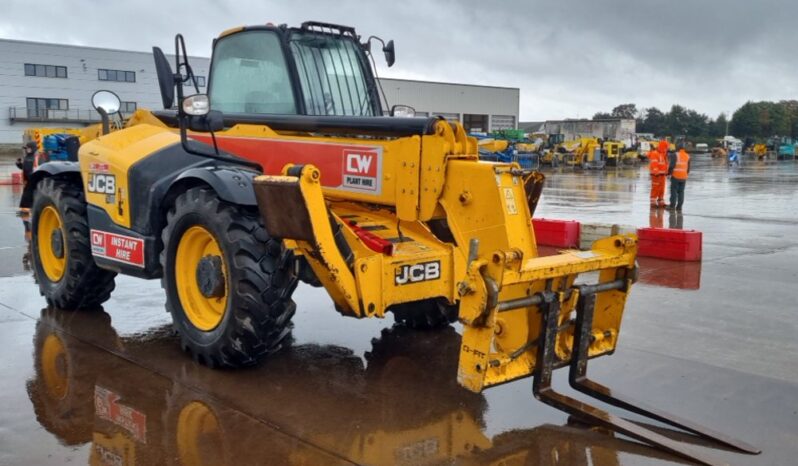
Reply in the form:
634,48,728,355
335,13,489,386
390,104,415,117
383,39,395,67
91,90,121,115
152,46,175,109
182,94,210,116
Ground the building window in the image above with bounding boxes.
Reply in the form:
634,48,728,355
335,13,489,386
491,115,516,131
182,75,206,87
463,114,489,132
121,101,137,113
99,68,136,83
26,97,69,117
433,112,460,122
24,63,67,78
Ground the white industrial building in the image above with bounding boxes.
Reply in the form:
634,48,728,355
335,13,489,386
0,38,519,146
542,119,637,142
378,78,519,133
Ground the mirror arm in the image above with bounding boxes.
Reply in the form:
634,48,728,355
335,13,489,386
97,107,110,135
178,114,261,170
209,127,220,156
170,33,259,170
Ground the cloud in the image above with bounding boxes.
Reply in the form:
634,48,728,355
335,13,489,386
2,0,793,120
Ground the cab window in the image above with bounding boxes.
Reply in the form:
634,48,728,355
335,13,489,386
289,33,375,116
209,31,297,114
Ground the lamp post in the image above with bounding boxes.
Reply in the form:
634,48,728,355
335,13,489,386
725,111,730,137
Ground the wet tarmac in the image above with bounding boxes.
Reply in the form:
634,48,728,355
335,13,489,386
0,155,796,465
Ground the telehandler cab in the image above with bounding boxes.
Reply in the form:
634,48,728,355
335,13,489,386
23,21,757,465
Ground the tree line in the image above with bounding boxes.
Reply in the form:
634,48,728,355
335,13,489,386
592,101,798,141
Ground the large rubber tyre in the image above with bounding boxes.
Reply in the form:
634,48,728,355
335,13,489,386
30,178,116,309
161,187,297,368
389,298,458,330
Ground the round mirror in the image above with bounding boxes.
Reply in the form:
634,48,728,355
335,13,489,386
91,90,121,114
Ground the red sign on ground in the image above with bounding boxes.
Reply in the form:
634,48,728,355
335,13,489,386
94,385,147,443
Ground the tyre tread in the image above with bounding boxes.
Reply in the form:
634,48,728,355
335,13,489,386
160,187,297,368
33,178,116,309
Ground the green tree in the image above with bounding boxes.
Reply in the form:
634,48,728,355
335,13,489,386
783,101,798,138
770,103,790,136
667,105,689,136
640,107,666,135
731,102,758,137
592,112,613,120
684,109,709,137
611,103,638,119
710,113,728,138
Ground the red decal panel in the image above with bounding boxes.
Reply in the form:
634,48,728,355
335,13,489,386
90,230,145,267
192,135,383,195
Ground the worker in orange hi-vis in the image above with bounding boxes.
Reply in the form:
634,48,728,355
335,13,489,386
648,147,666,208
657,142,670,206
667,147,691,211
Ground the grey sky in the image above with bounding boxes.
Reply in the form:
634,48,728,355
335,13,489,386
2,0,793,120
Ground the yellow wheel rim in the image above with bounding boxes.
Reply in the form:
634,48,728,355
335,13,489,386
177,401,223,466
41,334,68,400
37,205,66,282
175,226,228,331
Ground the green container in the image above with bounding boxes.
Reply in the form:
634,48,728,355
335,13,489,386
491,129,525,141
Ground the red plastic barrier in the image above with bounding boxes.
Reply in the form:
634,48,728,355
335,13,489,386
0,172,23,186
532,218,580,248
637,227,702,261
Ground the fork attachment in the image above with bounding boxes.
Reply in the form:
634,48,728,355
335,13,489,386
532,289,760,466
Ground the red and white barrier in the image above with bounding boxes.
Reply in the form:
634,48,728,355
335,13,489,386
531,218,702,262
0,171,23,186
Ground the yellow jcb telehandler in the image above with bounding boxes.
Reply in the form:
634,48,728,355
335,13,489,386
21,21,757,465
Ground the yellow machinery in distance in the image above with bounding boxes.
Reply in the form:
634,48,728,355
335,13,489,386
560,137,605,169
22,21,758,466
603,140,639,166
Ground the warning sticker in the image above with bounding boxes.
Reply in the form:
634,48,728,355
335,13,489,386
342,149,379,191
503,188,518,215
89,162,111,173
90,230,145,267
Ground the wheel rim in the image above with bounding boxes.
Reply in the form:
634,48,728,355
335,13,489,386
177,401,223,466
37,205,66,282
41,334,68,400
175,226,228,331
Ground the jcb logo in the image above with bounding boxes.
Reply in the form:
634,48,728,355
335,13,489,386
395,261,441,285
87,174,116,194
